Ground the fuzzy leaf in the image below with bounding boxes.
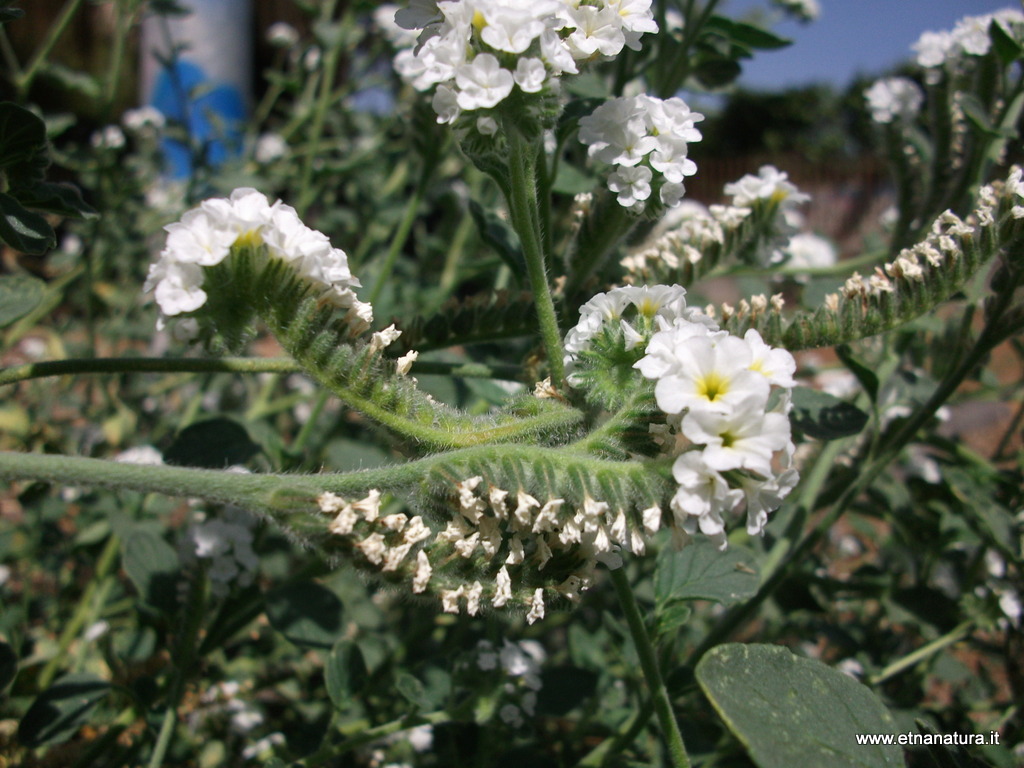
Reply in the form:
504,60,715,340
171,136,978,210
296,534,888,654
836,345,879,403
13,181,97,220
469,199,525,276
697,643,903,768
265,581,344,650
0,102,48,170
0,640,16,694
0,273,45,328
163,418,261,469
122,528,181,614
790,387,868,440
656,539,760,606
990,17,1023,65
17,673,111,747
0,192,56,254
325,638,366,710
704,16,792,51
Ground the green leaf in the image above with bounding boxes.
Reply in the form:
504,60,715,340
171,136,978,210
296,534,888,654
693,56,743,89
696,644,903,768
989,17,1023,65
0,7,24,22
39,62,101,99
469,199,525,276
836,345,879,403
0,640,17,694
0,273,45,328
163,417,261,469
265,580,344,650
395,671,432,710
536,667,598,716
13,181,97,220
655,539,760,606
0,192,56,254
0,102,48,170
122,529,181,614
705,16,792,50
959,94,1000,138
790,387,868,440
17,673,111,747
325,638,366,710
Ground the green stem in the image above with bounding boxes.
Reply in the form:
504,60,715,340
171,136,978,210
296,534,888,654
502,117,567,389
14,0,85,99
0,356,302,388
868,621,974,686
293,710,453,768
37,533,121,689
367,173,426,305
575,699,655,767
148,569,209,768
296,0,346,215
609,568,690,768
0,356,525,389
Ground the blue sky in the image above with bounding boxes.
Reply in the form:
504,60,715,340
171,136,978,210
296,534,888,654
728,0,1019,89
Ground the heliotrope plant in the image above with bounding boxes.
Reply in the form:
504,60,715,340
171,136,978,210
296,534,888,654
2,2,1024,767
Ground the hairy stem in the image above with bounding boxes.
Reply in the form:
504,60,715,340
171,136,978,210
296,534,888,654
502,117,567,389
610,567,691,768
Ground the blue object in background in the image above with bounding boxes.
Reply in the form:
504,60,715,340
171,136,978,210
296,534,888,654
140,0,252,179
150,59,247,178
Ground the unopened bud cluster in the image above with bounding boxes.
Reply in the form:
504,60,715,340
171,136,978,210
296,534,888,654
621,165,810,281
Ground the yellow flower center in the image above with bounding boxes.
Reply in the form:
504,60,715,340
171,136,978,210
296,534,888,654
234,229,264,249
697,371,728,402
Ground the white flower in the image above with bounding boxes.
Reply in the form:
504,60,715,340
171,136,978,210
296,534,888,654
267,21,300,47
91,125,125,149
743,329,797,388
147,189,369,324
455,54,514,110
122,106,165,131
526,588,545,624
865,77,923,124
115,445,163,465
476,115,499,135
783,232,836,276
513,57,547,92
681,395,791,476
578,94,702,211
493,565,513,607
724,165,809,209
412,550,432,593
254,132,288,162
608,165,652,208
636,325,769,416
565,4,625,58
670,452,743,550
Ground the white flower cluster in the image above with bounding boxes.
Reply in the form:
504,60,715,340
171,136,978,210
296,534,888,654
181,507,261,598
723,164,809,211
639,298,797,549
563,283,712,379
475,639,545,727
561,283,798,549
912,9,1024,75
145,188,371,330
864,77,924,125
391,0,657,124
773,0,820,22
578,95,703,211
